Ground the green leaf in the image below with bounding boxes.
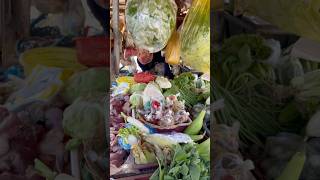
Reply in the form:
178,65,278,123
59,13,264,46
150,168,160,180
235,44,253,73
181,164,189,176
164,175,175,180
34,159,57,180
168,166,181,175
65,138,82,150
190,164,201,180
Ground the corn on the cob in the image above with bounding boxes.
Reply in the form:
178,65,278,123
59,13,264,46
20,47,86,76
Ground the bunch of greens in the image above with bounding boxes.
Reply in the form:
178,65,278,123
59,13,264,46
150,143,210,180
214,34,274,86
219,34,271,60
164,72,209,107
212,35,281,146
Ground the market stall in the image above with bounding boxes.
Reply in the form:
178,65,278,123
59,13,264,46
0,1,109,179
109,0,211,179
212,1,320,180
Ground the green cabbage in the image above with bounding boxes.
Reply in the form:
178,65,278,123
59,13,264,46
236,0,320,42
62,94,106,150
125,0,177,53
180,0,210,74
61,68,108,104
130,83,147,94
129,93,143,108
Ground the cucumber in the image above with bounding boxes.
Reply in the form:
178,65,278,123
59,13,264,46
276,149,306,180
184,110,206,135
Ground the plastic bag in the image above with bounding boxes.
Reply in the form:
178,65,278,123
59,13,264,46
213,153,256,180
165,30,181,65
4,65,64,111
180,0,210,74
125,0,177,53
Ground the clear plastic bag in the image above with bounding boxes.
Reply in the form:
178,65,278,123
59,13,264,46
4,65,64,111
180,0,210,74
125,0,177,53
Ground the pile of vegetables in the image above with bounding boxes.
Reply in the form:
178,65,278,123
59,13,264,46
213,33,320,180
110,72,210,179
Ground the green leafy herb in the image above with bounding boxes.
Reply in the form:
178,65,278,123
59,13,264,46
151,144,210,180
164,72,207,107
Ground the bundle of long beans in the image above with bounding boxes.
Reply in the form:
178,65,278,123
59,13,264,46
212,34,281,146
212,76,280,147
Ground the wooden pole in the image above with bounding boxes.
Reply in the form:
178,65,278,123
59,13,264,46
112,0,120,80
1,0,30,67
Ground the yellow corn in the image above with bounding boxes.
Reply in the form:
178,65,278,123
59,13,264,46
20,47,86,77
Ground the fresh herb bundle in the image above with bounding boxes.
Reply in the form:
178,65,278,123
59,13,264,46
150,143,210,180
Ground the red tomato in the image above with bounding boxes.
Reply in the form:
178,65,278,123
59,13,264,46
134,72,155,83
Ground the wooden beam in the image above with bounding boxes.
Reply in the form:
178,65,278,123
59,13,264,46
1,0,30,67
111,0,121,80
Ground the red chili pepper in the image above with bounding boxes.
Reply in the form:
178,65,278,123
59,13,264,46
151,100,161,109
134,72,155,83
